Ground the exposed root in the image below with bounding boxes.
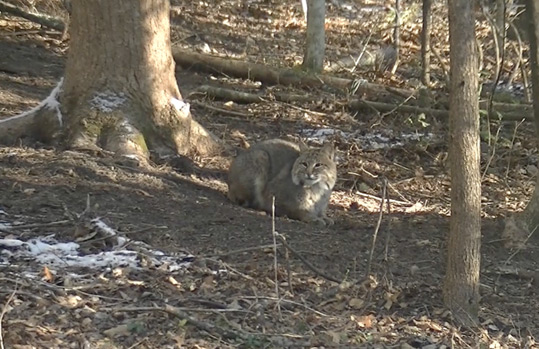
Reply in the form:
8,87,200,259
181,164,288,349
0,79,64,145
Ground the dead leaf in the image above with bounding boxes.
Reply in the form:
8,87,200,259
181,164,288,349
42,266,54,283
348,298,365,309
352,314,374,328
23,188,36,195
103,324,131,337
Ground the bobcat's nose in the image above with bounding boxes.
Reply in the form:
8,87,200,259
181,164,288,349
306,173,317,180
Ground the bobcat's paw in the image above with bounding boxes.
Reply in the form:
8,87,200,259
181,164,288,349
322,216,334,226
312,216,334,226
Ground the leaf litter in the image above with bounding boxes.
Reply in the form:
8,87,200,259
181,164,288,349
0,0,539,347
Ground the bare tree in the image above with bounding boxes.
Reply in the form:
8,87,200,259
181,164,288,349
302,0,325,72
0,0,219,161
503,0,539,245
443,0,481,327
421,0,432,85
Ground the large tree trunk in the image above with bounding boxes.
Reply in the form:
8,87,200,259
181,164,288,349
0,0,219,161
443,0,481,327
302,0,325,72
503,0,539,247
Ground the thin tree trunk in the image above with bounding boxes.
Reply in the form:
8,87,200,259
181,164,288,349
443,0,481,327
503,0,539,245
302,0,325,72
421,0,432,85
391,0,401,74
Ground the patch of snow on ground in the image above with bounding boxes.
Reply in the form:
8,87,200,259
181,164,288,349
302,128,436,150
0,218,193,272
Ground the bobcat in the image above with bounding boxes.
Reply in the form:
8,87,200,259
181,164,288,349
227,139,337,225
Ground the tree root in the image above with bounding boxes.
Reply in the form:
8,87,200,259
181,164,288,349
0,79,63,144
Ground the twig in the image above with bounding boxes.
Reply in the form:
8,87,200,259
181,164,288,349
0,286,18,349
284,235,293,295
386,181,413,204
104,306,248,341
271,196,282,316
126,337,148,349
390,0,401,74
9,220,71,230
351,188,410,206
481,1,506,148
190,100,250,118
504,119,525,182
350,32,372,74
238,296,328,317
203,244,281,258
481,121,503,181
503,225,538,265
365,178,387,278
494,224,539,292
510,19,531,102
384,183,392,261
274,233,341,283
205,258,255,281
431,46,450,85
380,92,416,117
279,101,327,117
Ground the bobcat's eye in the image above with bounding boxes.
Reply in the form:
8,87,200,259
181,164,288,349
301,162,308,168
314,163,322,168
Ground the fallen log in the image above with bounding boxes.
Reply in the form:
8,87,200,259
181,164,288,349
176,48,533,119
195,84,532,122
173,47,413,101
195,85,312,104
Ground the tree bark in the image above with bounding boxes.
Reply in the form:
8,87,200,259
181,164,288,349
0,0,219,160
503,0,539,246
443,0,481,327
302,0,325,72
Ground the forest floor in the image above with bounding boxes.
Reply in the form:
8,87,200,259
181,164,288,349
1,0,539,348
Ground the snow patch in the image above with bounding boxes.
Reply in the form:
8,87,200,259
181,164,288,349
0,218,193,273
0,78,64,126
91,92,127,112
171,98,190,114
302,128,436,150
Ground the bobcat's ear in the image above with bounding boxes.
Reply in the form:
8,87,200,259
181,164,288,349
298,139,309,151
322,142,335,160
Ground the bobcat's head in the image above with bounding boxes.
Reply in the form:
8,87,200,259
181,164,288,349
292,141,336,189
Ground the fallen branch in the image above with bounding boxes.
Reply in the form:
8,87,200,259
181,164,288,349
0,1,65,31
365,179,387,278
103,305,306,346
0,286,17,349
174,47,412,100
203,243,281,258
104,305,247,340
274,232,342,283
196,84,533,121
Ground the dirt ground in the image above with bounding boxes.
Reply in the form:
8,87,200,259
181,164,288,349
1,0,539,348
